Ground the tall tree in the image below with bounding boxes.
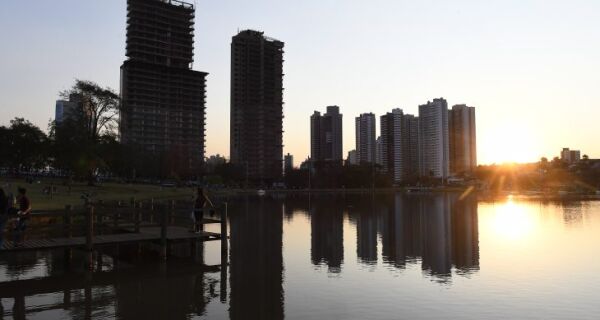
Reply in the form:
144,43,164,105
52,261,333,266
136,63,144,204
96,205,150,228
60,79,119,140
0,118,48,173
50,80,120,184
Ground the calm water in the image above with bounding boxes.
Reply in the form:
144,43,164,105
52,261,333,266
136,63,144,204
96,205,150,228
1,193,600,319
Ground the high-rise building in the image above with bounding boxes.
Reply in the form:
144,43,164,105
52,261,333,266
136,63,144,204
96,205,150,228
347,150,358,165
230,30,284,186
560,148,581,164
380,109,404,183
120,0,207,174
419,98,449,179
284,153,294,173
355,113,376,164
449,104,477,175
310,106,343,162
402,114,420,180
55,94,82,124
380,109,420,184
375,136,383,166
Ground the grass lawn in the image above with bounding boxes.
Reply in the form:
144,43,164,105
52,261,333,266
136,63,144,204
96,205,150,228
0,178,195,211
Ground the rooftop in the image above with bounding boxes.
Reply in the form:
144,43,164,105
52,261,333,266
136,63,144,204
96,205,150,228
157,0,194,10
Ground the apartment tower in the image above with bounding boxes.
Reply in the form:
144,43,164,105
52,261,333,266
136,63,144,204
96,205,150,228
380,109,420,184
449,104,477,175
402,114,420,180
230,30,284,186
418,98,449,179
380,109,404,183
120,0,207,174
310,106,343,162
355,113,377,164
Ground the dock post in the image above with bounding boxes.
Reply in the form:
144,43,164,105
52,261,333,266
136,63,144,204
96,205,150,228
84,272,92,320
221,202,228,262
220,260,228,303
134,201,141,233
170,200,175,224
130,197,136,231
150,198,155,224
13,295,26,320
63,205,72,238
63,205,73,270
96,200,103,235
86,205,95,270
190,238,198,262
114,201,121,229
160,203,168,261
220,202,228,302
63,289,71,310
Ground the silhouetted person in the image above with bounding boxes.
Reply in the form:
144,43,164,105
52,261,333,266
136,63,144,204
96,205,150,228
14,187,31,246
193,187,214,233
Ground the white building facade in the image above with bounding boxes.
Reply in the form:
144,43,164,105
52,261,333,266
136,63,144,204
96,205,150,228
418,98,449,179
355,113,376,164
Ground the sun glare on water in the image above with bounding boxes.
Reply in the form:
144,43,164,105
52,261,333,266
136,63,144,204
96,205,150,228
490,199,537,241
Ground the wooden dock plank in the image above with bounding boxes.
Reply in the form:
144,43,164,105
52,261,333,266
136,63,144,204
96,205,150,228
0,226,221,252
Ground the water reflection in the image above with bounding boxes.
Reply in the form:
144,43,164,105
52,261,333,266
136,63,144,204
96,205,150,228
561,201,584,226
343,194,479,280
309,196,344,272
228,196,284,320
451,196,480,275
6,194,598,319
0,252,220,319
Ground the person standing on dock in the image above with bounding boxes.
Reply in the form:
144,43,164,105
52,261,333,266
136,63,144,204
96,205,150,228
0,188,8,249
14,187,31,245
193,187,214,233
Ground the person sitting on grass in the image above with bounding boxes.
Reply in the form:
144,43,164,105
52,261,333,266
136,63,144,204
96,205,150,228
14,187,31,246
193,187,214,233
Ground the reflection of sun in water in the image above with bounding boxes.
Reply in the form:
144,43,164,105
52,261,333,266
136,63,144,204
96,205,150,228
491,200,537,241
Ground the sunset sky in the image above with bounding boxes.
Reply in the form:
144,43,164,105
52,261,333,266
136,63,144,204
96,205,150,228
1,0,599,165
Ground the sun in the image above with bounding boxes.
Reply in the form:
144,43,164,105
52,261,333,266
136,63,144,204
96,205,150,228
480,121,538,164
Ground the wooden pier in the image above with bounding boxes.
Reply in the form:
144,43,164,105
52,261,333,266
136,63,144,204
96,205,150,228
0,199,229,264
1,226,221,251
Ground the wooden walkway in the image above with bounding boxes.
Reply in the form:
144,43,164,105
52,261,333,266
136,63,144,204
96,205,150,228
0,263,223,298
1,226,221,252
0,199,230,266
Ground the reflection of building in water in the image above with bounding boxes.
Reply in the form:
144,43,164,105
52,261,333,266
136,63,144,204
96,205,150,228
561,202,584,226
377,194,480,280
420,194,452,279
229,196,284,320
380,195,422,268
114,268,213,319
283,194,311,221
352,200,378,264
379,195,401,266
451,195,480,274
310,196,344,272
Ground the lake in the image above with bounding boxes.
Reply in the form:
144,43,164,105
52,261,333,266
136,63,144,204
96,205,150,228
1,193,599,319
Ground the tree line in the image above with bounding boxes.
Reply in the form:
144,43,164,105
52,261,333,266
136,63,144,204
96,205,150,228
0,80,201,185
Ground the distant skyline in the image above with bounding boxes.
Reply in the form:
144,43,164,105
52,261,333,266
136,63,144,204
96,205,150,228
1,0,599,164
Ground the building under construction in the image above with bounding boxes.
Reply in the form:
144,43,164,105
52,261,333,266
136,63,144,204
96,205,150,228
120,0,207,176
230,30,285,186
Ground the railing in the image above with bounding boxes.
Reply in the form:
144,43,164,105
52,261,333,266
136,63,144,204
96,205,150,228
2,198,228,266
